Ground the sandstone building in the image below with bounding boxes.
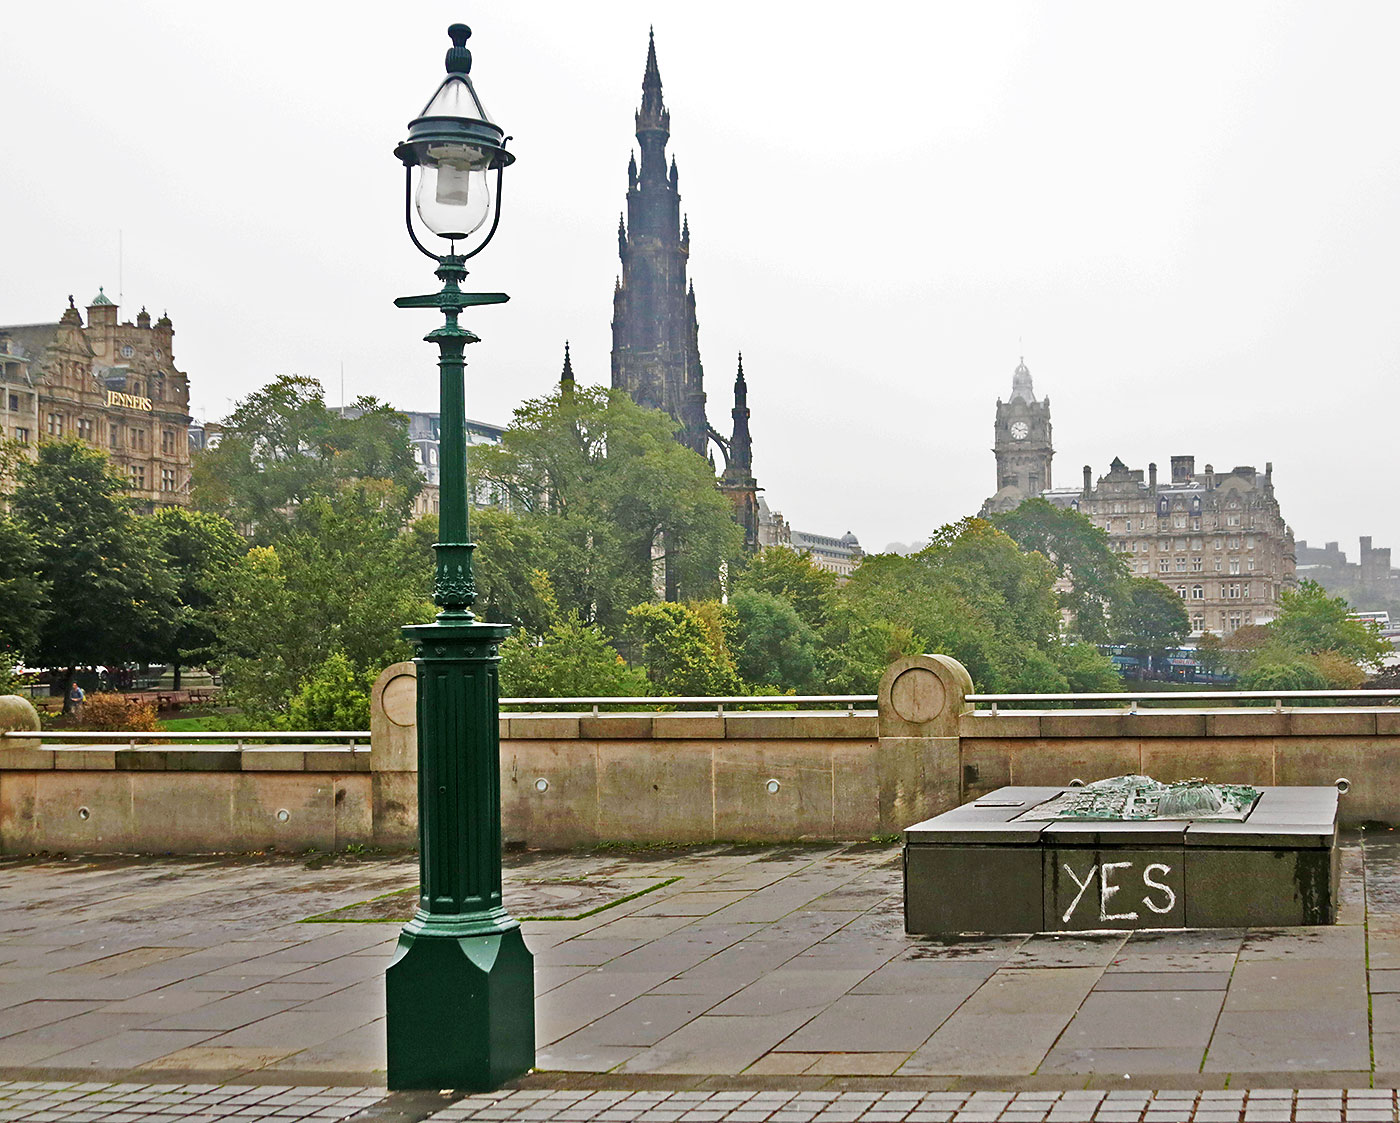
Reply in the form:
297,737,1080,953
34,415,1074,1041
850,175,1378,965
610,32,760,555
980,359,1295,635
0,292,192,507
983,358,1053,512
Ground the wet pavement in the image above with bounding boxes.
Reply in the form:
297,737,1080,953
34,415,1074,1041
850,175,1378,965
4,833,1400,1117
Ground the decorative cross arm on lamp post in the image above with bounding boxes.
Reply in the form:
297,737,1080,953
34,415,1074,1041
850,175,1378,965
384,22,534,1092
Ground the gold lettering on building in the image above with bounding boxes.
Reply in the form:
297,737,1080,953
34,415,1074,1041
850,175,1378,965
106,390,153,411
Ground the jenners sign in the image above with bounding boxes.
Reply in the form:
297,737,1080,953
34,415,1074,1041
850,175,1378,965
107,391,153,411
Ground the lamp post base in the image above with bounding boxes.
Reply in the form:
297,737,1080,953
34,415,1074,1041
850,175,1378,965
386,923,534,1090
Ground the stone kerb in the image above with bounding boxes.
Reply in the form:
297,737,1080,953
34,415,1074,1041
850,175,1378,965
370,662,418,848
876,654,971,830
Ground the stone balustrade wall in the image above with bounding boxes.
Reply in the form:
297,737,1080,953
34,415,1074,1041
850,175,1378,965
1,654,1396,854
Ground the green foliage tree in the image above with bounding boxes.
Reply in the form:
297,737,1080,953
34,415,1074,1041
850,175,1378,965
1215,581,1388,693
732,546,837,630
1268,579,1390,669
838,519,1116,692
625,601,743,696
0,515,46,658
9,440,175,704
815,606,920,694
144,507,246,688
990,497,1128,641
1110,577,1190,670
286,651,375,730
476,386,743,633
729,588,819,693
1235,656,1331,693
207,482,434,719
1194,631,1226,676
500,617,649,699
1057,641,1126,692
192,376,421,538
458,506,559,632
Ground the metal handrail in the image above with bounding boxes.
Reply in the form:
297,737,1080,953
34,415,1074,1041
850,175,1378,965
500,695,876,717
0,730,366,740
968,690,1400,702
0,699,877,749
0,731,369,751
500,695,876,707
969,688,1400,716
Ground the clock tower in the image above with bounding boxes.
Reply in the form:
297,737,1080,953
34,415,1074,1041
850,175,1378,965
982,358,1054,515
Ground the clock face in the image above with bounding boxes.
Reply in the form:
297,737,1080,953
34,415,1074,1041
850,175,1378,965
1010,421,1029,440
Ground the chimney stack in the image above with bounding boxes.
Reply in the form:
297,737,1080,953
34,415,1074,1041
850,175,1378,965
1148,462,1158,492
1083,465,1093,496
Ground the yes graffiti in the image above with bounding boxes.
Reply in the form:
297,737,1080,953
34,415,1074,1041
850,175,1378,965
1060,860,1177,924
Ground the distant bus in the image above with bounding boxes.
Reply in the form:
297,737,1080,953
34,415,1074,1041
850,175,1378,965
1350,611,1391,631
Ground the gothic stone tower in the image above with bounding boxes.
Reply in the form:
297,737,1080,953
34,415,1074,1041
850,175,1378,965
610,30,709,457
717,355,759,551
983,358,1053,514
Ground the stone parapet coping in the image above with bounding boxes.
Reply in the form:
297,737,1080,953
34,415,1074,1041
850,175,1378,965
961,706,1400,738
505,709,879,740
0,744,372,772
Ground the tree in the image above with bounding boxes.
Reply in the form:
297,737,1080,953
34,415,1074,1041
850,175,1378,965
0,516,46,658
207,482,434,718
1268,580,1390,670
286,651,375,730
625,601,742,696
729,588,819,693
834,519,1119,693
990,497,1128,642
500,617,649,699
476,386,744,632
1110,577,1190,670
144,507,246,688
1057,642,1125,692
1194,631,1226,676
193,376,421,539
732,546,837,630
456,507,559,633
9,440,175,705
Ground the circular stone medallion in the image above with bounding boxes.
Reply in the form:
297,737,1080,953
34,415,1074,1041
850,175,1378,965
890,668,945,724
381,673,417,727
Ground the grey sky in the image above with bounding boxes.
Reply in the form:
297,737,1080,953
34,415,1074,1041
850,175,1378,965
2,2,1396,558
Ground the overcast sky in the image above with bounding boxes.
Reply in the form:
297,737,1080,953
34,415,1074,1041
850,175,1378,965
3,2,1397,558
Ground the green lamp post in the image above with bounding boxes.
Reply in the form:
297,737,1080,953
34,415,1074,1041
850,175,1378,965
384,22,534,1091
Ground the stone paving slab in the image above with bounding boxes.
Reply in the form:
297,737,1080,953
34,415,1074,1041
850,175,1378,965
4,835,1400,1089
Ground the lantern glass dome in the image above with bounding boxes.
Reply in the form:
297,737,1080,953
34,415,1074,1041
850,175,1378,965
396,26,514,255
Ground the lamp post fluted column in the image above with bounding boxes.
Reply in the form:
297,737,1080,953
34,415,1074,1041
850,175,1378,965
385,258,533,1091
385,23,533,1092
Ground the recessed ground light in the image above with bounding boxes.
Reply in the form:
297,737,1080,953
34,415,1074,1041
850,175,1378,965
77,807,90,820
765,778,781,794
534,778,549,793
275,808,290,822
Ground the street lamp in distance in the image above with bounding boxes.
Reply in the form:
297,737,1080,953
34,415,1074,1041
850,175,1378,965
384,21,534,1093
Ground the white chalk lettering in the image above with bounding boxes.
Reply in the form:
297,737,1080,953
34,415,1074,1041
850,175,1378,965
1142,863,1177,915
1099,861,1138,922
1062,863,1097,924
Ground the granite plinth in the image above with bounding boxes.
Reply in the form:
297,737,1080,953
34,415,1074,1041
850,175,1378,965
904,785,1340,935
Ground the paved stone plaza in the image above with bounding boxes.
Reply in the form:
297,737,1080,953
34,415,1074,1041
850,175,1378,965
5,836,1400,1120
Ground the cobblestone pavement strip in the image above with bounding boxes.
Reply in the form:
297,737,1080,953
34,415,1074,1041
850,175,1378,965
0,1080,387,1122
2,834,1400,1090
7,1085,1400,1123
